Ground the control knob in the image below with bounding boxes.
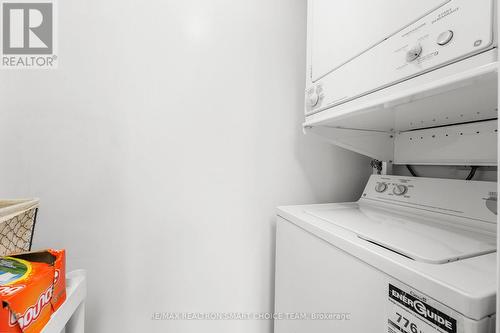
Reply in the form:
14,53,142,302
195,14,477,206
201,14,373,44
437,30,454,46
393,184,408,196
375,183,387,193
406,45,422,62
308,92,320,107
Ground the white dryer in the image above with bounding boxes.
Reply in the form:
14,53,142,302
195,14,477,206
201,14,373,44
274,175,497,333
305,0,497,116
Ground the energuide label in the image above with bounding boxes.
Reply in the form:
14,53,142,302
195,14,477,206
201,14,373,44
387,282,460,333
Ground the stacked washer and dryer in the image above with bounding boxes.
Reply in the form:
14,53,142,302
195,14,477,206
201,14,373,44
274,1,498,333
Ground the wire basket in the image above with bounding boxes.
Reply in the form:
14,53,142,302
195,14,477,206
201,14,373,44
0,200,39,256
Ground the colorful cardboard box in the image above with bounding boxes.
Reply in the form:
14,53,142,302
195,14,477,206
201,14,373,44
0,249,66,333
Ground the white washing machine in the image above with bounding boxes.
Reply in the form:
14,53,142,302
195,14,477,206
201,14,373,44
274,175,497,333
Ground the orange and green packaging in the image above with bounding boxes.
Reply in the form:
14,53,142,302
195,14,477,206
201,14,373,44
0,249,66,333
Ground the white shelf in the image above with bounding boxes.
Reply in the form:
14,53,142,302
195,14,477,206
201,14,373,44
41,270,87,333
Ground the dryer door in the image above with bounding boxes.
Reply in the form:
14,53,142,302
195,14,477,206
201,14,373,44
310,0,450,82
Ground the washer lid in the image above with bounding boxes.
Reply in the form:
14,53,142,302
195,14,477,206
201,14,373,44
305,204,496,264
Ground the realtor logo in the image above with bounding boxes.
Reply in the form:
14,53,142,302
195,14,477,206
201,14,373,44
1,0,57,68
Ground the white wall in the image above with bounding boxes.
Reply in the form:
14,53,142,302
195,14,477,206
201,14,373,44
0,0,370,332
